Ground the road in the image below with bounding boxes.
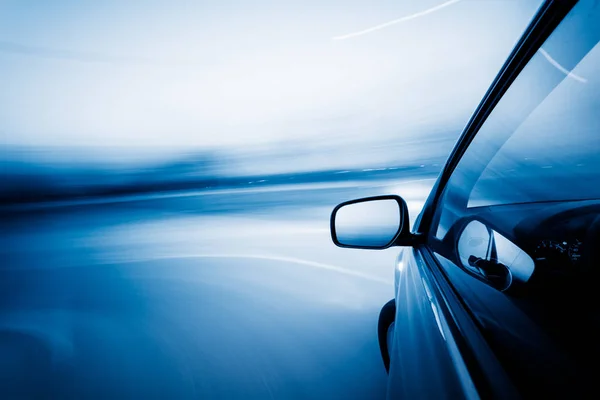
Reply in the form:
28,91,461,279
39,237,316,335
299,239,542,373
0,178,434,399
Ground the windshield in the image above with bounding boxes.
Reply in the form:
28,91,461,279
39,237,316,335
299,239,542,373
445,0,600,208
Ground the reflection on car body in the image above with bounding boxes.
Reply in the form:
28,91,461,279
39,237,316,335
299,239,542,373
331,0,600,398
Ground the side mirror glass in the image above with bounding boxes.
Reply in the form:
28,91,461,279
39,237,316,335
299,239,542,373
331,195,409,249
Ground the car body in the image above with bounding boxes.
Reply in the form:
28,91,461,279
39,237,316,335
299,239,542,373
331,0,600,398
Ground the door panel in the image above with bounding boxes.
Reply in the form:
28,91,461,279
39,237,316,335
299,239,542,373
387,247,477,400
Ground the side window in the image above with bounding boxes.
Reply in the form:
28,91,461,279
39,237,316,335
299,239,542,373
429,1,600,397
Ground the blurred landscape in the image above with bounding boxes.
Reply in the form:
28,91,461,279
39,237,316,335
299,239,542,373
0,137,444,399
1,131,454,208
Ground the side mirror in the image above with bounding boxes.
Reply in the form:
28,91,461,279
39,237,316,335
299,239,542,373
330,195,412,249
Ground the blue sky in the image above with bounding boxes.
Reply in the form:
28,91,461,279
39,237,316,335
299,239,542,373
0,0,541,150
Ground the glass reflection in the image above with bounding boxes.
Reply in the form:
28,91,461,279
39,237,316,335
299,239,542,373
335,199,401,247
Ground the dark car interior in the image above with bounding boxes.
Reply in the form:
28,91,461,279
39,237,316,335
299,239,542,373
431,199,600,396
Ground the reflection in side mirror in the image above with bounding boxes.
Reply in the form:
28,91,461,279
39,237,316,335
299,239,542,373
457,220,535,291
457,220,492,271
331,195,408,249
458,220,511,291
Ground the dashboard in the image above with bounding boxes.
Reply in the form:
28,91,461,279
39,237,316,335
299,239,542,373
523,203,597,253
514,202,600,285
531,215,589,270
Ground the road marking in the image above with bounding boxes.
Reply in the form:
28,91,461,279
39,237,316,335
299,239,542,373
118,253,391,285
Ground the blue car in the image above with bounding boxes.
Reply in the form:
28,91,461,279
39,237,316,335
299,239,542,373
331,0,600,398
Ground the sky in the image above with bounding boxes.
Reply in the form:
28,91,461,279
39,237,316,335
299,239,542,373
0,0,542,151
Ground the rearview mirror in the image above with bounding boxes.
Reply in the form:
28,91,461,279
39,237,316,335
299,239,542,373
330,195,410,249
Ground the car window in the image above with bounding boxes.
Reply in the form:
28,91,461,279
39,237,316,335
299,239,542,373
439,0,600,215
429,0,600,397
467,41,600,208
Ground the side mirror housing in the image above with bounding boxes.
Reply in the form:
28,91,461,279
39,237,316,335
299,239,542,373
330,195,416,249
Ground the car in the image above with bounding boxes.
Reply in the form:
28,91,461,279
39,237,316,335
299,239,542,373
330,0,600,398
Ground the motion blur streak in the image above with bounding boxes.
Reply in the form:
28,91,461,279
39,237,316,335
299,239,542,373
332,0,463,40
119,254,391,285
0,39,195,66
538,48,588,83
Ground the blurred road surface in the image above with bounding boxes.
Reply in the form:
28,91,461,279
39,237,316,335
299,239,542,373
0,177,434,399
